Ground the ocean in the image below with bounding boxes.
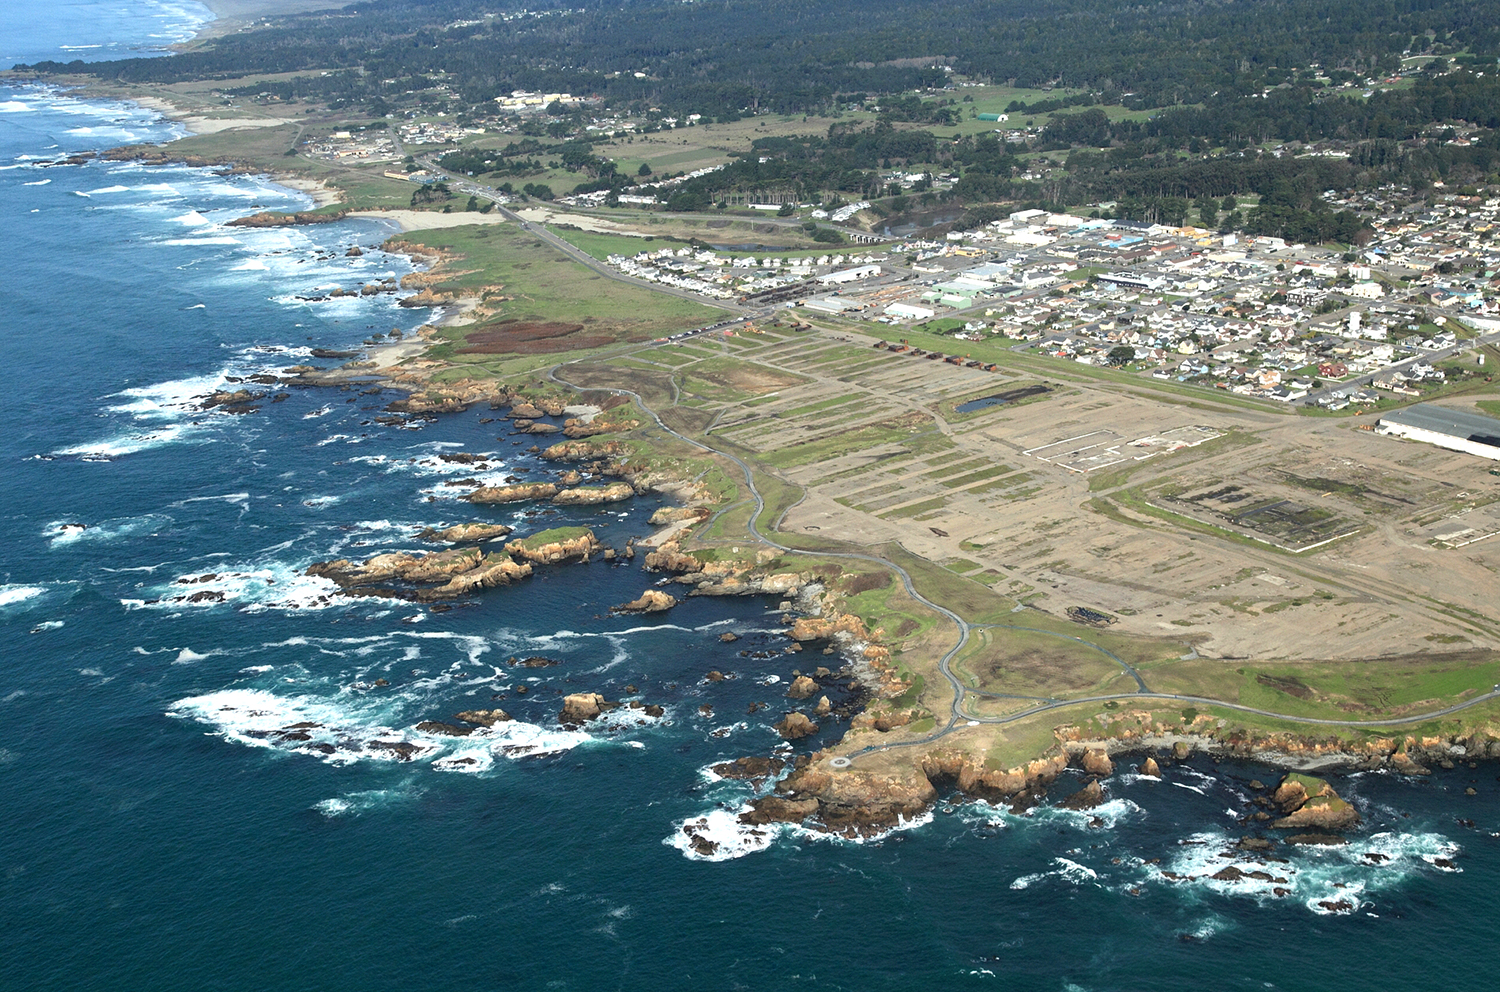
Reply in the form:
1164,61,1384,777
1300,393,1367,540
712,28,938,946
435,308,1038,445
3,4,1500,989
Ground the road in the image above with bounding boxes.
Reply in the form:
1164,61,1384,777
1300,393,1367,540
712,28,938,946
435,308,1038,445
1299,328,1500,405
415,157,751,313
545,361,1500,766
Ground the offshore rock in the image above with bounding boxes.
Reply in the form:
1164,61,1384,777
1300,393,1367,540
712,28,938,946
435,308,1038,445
417,522,512,543
455,709,511,727
415,721,472,737
712,756,785,780
1140,756,1161,777
560,693,610,725
814,695,832,717
1270,773,1360,831
464,482,559,504
307,547,530,601
552,482,634,505
774,712,819,740
1059,780,1105,810
786,676,818,700
615,589,677,613
505,530,603,565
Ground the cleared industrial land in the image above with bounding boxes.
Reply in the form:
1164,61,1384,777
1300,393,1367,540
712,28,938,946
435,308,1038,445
583,320,1500,714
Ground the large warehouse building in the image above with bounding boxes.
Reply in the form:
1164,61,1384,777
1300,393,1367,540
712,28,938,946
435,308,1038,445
1376,403,1500,461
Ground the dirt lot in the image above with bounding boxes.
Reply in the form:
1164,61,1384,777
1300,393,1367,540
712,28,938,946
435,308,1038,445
594,319,1500,683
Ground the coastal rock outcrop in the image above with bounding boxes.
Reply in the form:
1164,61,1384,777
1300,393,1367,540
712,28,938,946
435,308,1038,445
307,547,531,601
504,529,603,564
552,482,634,505
615,589,677,613
464,482,559,504
455,709,511,726
1079,748,1114,777
1140,756,1161,777
1059,780,1105,810
774,712,819,740
642,542,702,574
560,693,614,725
711,756,786,780
786,675,818,700
750,762,935,836
417,522,513,543
1269,773,1360,831
539,439,629,462
228,208,349,228
788,613,866,642
649,506,712,526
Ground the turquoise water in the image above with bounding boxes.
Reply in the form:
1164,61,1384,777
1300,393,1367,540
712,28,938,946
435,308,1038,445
4,6,1500,990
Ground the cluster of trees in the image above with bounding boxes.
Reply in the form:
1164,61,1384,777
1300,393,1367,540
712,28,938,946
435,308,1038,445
20,0,1500,121
21,0,1500,245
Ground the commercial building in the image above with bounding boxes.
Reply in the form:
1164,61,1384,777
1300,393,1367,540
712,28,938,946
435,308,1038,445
1098,272,1166,292
885,302,936,321
1377,403,1500,461
818,264,882,285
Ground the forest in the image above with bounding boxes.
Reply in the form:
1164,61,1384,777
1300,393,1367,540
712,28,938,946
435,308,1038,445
15,0,1500,242
20,0,1500,117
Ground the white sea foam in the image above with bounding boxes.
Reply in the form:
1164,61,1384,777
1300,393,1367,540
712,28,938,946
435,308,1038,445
0,101,33,113
0,585,46,608
91,185,130,194
669,807,782,862
46,515,171,546
22,178,50,186
125,562,352,613
313,786,422,817
55,424,190,457
1011,857,1102,890
163,236,241,246
168,687,432,765
109,372,228,416
171,686,600,769
1149,827,1460,914
1039,797,1143,831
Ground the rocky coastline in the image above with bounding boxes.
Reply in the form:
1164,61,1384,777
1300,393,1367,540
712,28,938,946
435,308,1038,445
190,288,1500,850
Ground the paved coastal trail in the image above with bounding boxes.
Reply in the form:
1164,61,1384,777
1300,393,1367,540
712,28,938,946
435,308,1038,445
547,361,1500,765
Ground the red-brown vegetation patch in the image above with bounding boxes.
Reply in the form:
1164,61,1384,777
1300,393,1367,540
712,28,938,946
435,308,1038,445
455,318,612,355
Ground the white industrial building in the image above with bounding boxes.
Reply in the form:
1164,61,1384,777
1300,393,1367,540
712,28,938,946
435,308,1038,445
885,302,936,321
1377,404,1500,461
818,264,882,285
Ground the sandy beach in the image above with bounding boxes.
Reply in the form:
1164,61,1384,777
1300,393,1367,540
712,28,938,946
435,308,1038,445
347,208,513,233
189,0,348,41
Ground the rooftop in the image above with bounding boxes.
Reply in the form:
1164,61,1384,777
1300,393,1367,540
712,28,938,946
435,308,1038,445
1379,403,1500,444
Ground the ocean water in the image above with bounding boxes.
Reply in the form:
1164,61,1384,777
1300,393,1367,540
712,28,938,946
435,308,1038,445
5,6,1500,991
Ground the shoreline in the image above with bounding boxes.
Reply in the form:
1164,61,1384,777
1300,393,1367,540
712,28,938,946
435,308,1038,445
46,70,1500,840
184,0,349,44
